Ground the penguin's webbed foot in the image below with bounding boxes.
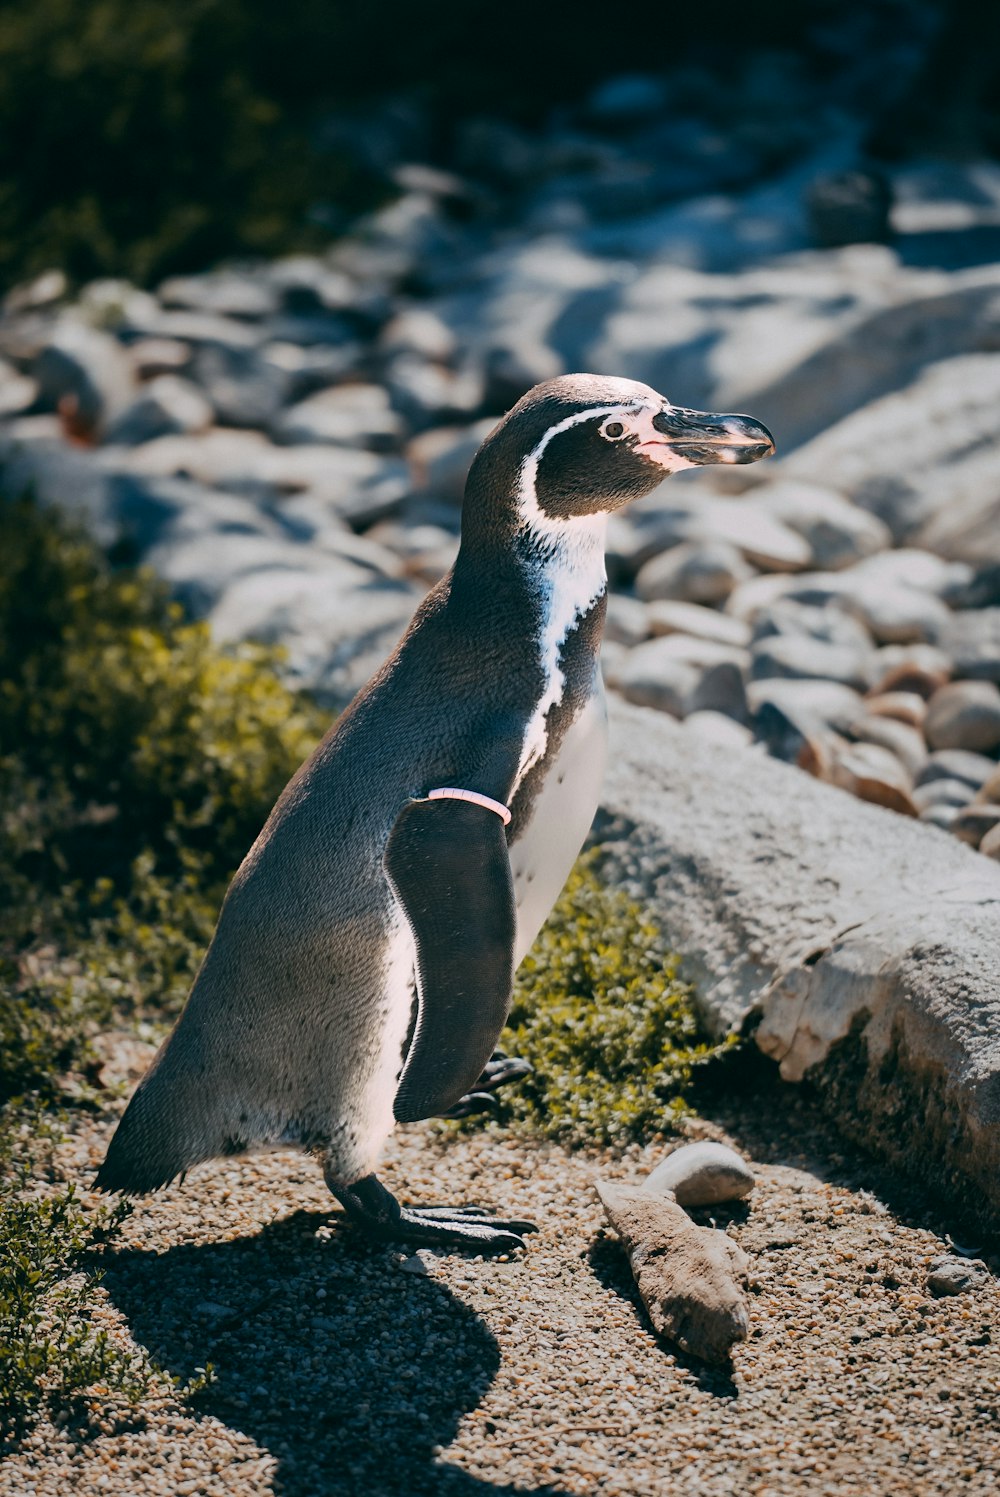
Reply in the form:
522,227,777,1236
439,1049,532,1119
329,1173,536,1254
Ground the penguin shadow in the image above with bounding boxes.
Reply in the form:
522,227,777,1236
586,1228,740,1400
103,1209,573,1497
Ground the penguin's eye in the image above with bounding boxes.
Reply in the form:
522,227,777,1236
603,420,625,440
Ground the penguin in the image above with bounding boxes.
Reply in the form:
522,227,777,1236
96,373,774,1253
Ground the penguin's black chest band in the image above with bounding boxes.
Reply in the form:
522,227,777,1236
427,786,512,826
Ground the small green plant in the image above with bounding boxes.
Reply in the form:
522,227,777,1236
0,1116,211,1446
497,854,731,1144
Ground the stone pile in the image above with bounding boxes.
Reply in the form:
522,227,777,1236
2,77,1000,854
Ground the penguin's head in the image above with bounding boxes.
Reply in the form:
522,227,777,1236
463,373,774,544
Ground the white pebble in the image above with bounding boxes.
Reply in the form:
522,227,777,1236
643,1141,755,1206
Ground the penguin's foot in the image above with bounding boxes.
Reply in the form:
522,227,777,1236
439,1050,532,1119
329,1172,536,1254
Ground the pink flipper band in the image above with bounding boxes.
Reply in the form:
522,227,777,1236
427,787,512,826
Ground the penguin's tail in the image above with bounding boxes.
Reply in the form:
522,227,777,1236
95,1050,216,1195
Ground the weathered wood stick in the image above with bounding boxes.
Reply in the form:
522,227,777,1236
596,1181,750,1364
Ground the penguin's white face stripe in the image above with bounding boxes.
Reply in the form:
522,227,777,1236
511,402,645,797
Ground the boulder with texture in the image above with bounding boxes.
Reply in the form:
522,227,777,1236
644,1142,755,1206
600,699,1000,1226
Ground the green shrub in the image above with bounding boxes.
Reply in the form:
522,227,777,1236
496,854,730,1144
0,1116,209,1447
0,488,327,1100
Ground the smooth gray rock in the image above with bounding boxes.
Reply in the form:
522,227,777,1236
753,480,892,571
600,699,1000,1224
0,355,35,416
604,594,651,647
104,375,213,446
916,750,999,791
209,570,420,710
273,383,404,451
644,1142,755,1206
407,419,496,505
912,778,975,813
924,681,1000,753
636,541,753,605
951,805,1000,849
158,271,280,321
614,640,699,717
192,343,292,428
781,351,1000,542
33,319,136,437
750,635,872,692
647,600,751,649
937,610,1000,683
848,714,927,780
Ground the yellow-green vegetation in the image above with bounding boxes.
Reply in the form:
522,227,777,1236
497,853,729,1144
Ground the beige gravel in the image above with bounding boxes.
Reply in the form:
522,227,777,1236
3,1081,999,1497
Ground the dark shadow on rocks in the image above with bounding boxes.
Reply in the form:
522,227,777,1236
585,1232,739,1400
103,1208,572,1497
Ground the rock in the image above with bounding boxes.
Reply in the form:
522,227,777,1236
378,306,457,364
33,319,136,438
192,343,292,429
916,750,999,791
924,681,1000,753
644,1142,755,1206
267,256,363,316
635,541,753,605
951,805,1000,849
602,594,649,648
848,715,927,780
209,570,420,710
867,649,951,699
753,480,892,571
273,382,404,451
920,805,960,832
482,339,564,411
383,353,483,429
830,743,919,818
647,600,751,649
806,168,892,248
841,584,952,648
849,548,973,599
107,428,411,528
627,490,812,573
149,531,369,617
615,641,699,717
407,419,495,505
689,662,749,722
261,340,363,400
912,779,976,814
683,711,754,750
975,768,1000,805
108,473,278,555
862,691,927,729
751,634,872,692
781,352,1000,543
926,1257,990,1298
724,572,800,624
595,1182,750,1364
747,678,863,734
980,824,1000,860
937,609,1000,684
158,270,280,321
104,375,213,445
752,598,873,653
129,337,192,379
4,267,68,315
0,355,36,416
600,698,1000,1224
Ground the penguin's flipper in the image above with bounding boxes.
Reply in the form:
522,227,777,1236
439,1051,533,1118
384,796,516,1124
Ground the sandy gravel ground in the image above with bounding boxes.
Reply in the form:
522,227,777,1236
4,1079,998,1497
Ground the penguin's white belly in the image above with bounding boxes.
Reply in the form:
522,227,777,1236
509,685,609,966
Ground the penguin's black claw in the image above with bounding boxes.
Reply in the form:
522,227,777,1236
438,1051,532,1118
329,1172,536,1255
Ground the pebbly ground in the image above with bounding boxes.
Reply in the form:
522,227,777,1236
5,1075,998,1497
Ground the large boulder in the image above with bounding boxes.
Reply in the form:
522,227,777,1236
599,698,1000,1227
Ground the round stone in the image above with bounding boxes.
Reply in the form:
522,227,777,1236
644,1141,755,1207
980,823,1000,860
951,804,1000,849
924,681,1000,753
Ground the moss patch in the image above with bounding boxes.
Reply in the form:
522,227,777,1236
493,853,731,1145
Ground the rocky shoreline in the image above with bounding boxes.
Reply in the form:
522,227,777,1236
3,87,1000,856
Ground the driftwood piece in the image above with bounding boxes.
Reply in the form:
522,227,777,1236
597,1181,750,1364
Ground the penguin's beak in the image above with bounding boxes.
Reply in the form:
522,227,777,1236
647,406,775,466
